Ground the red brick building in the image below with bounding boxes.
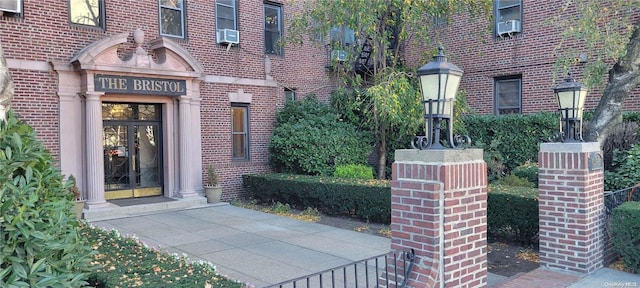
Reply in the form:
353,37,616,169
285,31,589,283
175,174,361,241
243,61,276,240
0,0,334,217
428,1,640,115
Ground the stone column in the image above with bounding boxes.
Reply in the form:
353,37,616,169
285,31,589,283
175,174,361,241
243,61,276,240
391,149,487,288
84,92,108,209
538,142,604,273
178,95,197,197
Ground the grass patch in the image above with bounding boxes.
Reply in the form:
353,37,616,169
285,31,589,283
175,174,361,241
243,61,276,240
81,222,246,287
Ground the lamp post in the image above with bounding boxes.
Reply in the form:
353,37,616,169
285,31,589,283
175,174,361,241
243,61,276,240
412,47,465,149
553,73,587,142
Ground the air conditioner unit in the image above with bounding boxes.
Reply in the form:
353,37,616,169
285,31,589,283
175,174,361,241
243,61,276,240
331,50,347,62
497,20,521,35
0,0,21,14
216,29,239,45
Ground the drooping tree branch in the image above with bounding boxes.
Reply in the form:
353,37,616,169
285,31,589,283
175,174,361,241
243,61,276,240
584,17,640,144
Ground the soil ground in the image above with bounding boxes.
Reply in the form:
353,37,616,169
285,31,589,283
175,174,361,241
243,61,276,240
233,200,540,277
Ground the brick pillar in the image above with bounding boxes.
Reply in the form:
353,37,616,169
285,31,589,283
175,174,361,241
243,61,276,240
391,149,487,288
538,143,604,273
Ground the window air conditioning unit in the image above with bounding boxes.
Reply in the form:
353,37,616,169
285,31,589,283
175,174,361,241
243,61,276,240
216,29,239,45
497,20,521,35
331,50,347,62
0,0,21,14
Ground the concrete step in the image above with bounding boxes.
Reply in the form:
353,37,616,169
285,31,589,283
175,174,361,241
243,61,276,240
82,196,211,221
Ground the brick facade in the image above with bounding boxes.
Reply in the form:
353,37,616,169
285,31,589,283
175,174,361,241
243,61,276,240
391,149,487,287
425,1,640,115
0,0,335,201
538,143,604,273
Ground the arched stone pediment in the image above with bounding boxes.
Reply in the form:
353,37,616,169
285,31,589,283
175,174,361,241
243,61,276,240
71,29,203,78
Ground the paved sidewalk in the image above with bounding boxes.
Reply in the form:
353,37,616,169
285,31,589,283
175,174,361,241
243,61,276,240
494,266,640,288
90,204,391,287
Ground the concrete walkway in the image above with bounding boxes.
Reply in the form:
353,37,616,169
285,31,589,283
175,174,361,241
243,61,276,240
89,203,640,287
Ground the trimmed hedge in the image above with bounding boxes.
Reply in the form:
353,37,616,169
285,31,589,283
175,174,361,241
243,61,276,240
487,184,539,245
611,201,640,273
243,173,390,223
462,112,558,174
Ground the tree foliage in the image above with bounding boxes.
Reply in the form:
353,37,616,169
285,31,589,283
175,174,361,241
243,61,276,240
287,0,491,178
552,0,640,144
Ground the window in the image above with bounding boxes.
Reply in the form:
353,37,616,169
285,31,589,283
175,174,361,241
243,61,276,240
0,0,23,17
495,76,522,115
264,3,282,55
284,88,296,101
216,0,236,31
495,0,522,36
69,0,105,28
159,0,185,38
232,106,249,160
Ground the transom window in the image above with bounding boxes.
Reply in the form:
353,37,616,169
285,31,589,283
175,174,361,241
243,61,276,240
69,0,105,28
159,0,185,38
232,106,249,160
216,0,237,31
264,3,282,55
495,76,522,115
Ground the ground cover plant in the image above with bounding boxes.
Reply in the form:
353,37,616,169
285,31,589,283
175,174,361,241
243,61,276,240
82,222,246,288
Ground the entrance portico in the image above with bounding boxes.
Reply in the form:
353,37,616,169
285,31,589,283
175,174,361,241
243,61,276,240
52,29,206,213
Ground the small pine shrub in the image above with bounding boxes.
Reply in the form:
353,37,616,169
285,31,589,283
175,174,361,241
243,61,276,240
0,110,94,286
611,201,640,273
333,164,375,179
512,162,538,187
496,174,536,188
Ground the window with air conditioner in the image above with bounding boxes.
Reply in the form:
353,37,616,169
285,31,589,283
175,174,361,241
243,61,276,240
495,0,522,37
495,76,522,115
69,0,105,28
0,0,22,14
216,0,238,39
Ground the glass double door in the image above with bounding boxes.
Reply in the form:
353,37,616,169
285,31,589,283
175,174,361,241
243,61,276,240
103,103,162,200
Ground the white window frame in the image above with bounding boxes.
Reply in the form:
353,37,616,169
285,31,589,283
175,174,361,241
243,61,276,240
215,0,237,31
159,0,186,38
495,76,522,115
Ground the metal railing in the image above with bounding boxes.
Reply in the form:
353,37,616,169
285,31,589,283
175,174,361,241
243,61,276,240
264,249,416,288
604,185,640,217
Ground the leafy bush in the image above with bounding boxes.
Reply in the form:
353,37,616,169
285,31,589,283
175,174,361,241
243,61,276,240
243,173,390,223
605,144,640,191
487,184,539,245
0,110,94,287
603,122,639,172
511,162,538,187
269,96,371,176
333,164,375,179
611,201,640,273
462,112,557,173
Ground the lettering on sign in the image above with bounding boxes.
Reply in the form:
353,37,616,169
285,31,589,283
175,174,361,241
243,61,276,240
94,74,186,96
589,152,603,171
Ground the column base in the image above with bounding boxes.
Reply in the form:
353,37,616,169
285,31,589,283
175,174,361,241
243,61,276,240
85,200,110,210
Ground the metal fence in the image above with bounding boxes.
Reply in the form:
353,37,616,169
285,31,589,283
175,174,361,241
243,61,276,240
263,249,416,288
604,185,640,217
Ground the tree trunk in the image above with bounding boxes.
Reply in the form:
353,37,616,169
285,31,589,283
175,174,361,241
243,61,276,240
0,41,14,122
377,125,387,179
584,17,640,145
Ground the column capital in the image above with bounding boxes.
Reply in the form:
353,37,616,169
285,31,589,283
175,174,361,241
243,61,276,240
395,148,483,163
540,142,599,153
83,92,105,101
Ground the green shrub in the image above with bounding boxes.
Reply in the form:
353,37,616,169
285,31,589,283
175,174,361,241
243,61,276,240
269,96,371,176
462,112,557,173
243,173,390,223
496,174,536,188
0,110,94,287
487,184,539,245
511,162,538,187
611,201,640,273
334,164,375,179
605,144,640,191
